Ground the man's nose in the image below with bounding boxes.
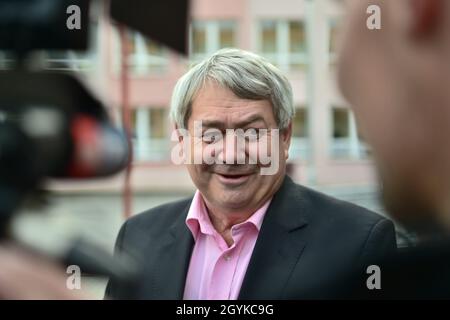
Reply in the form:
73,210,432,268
216,132,246,164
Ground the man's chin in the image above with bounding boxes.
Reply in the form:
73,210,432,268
215,191,254,211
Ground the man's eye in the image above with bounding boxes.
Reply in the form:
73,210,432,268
243,129,263,141
245,132,259,141
202,132,222,143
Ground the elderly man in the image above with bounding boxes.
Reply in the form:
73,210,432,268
105,48,396,300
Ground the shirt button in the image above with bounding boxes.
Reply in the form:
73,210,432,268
224,254,231,261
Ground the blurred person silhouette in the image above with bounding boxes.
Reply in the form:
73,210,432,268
339,0,450,298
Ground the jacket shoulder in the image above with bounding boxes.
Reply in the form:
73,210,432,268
288,181,396,268
125,196,193,231
294,183,387,225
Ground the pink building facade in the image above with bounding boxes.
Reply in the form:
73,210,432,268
40,0,377,194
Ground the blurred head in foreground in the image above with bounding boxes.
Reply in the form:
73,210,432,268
339,0,450,235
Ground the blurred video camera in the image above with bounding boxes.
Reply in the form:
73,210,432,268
0,0,189,289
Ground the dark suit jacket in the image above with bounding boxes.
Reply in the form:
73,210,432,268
105,175,397,299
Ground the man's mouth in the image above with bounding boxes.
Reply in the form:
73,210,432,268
214,172,254,185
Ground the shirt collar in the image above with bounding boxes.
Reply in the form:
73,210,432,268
185,190,272,241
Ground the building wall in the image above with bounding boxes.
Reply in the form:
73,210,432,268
1,0,377,193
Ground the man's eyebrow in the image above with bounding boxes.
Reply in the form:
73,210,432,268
201,120,224,129
201,115,266,129
236,115,266,127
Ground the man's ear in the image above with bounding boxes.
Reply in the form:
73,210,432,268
409,0,444,38
175,124,184,143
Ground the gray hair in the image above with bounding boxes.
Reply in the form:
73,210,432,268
170,48,294,130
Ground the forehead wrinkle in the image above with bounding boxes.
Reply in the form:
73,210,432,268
195,97,263,110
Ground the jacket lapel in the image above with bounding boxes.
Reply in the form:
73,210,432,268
151,201,194,299
238,176,309,299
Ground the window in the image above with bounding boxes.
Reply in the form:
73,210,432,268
261,21,277,53
331,107,367,159
332,108,349,138
190,20,237,61
192,22,207,55
289,21,307,54
290,107,310,160
329,19,340,63
145,39,164,57
124,32,168,75
219,21,236,49
149,108,166,139
259,20,307,72
131,107,169,161
292,108,308,138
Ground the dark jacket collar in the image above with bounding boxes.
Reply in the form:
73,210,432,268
238,175,309,299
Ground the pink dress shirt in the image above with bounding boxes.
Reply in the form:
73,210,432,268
183,191,272,300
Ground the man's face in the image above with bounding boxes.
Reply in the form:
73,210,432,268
338,0,450,230
181,81,291,214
